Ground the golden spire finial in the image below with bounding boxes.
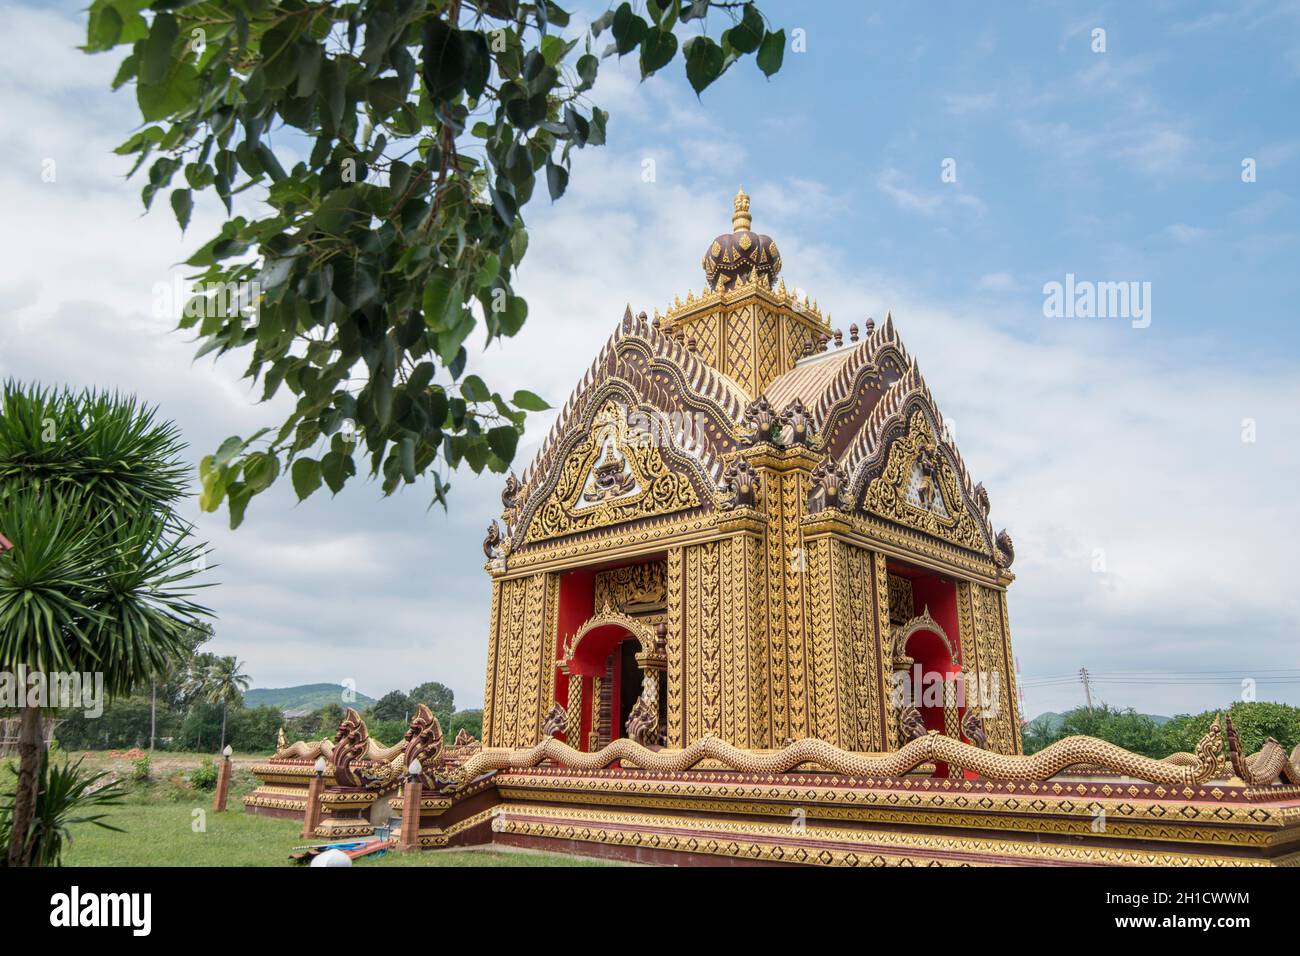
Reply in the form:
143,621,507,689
732,186,751,231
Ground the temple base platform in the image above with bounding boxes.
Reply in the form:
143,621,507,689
395,766,1300,866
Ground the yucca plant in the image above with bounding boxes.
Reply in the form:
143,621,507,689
1,752,126,867
0,381,210,866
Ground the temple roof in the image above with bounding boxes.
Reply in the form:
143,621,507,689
496,194,1009,572
763,348,856,413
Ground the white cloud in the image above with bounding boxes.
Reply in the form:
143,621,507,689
976,272,1020,293
944,92,998,115
1162,223,1209,243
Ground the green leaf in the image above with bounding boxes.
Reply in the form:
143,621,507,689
727,4,765,55
545,158,568,200
320,450,355,494
214,436,244,467
169,188,192,231
290,457,322,501
460,375,490,402
399,436,416,482
683,36,725,95
611,3,647,56
757,29,786,77
421,18,465,102
487,425,519,462
639,28,677,76
422,271,459,331
511,389,550,411
139,12,178,86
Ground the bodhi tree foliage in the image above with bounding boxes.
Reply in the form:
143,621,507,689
83,0,787,527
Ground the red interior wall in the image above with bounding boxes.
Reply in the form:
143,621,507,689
555,569,594,747
888,563,962,776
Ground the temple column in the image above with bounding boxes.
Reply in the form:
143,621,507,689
745,444,819,746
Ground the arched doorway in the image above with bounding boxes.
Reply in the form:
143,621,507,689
892,608,960,773
561,610,658,751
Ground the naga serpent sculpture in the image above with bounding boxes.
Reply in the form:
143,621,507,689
1226,716,1300,786
446,715,1226,790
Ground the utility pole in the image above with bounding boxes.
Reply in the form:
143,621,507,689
1079,667,1094,711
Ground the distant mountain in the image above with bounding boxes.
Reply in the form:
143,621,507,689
244,683,376,713
1026,710,1171,732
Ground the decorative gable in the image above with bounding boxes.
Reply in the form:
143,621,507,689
523,400,702,544
860,409,989,556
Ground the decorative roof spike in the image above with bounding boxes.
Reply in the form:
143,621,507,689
622,304,634,331
849,323,859,343
733,186,752,231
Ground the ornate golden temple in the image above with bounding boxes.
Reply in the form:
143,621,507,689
480,188,1021,761
249,193,1300,866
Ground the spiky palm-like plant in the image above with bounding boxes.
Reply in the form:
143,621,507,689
0,382,209,866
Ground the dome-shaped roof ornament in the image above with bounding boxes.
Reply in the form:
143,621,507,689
702,187,782,291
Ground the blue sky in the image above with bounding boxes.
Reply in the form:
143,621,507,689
1,1,1297,721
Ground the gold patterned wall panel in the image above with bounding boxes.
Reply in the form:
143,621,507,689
755,307,781,394
847,545,884,751
593,561,667,628
967,584,1019,756
484,572,556,747
665,548,684,747
994,587,1023,754
872,551,895,751
805,537,843,746
954,579,981,743
482,580,502,746
887,574,915,625
724,305,757,396
671,536,768,749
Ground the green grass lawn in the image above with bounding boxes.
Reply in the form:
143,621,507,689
6,751,615,867
60,801,610,866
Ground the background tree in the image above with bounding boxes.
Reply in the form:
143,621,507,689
409,680,454,727
202,656,252,751
0,383,209,866
447,707,482,741
372,689,412,721
149,623,212,751
82,0,787,527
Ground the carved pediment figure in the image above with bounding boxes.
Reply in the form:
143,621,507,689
740,396,778,446
995,529,1015,569
779,398,815,447
973,481,991,517
581,440,637,503
808,455,848,513
483,520,502,559
720,457,759,509
501,471,522,510
910,442,942,513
